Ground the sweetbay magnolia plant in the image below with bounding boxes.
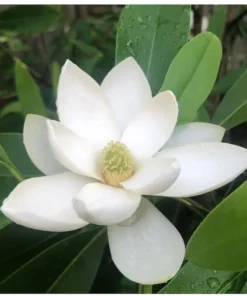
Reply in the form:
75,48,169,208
1,57,247,286
1,4,247,293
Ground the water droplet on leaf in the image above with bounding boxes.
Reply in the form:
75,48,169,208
184,6,190,13
175,22,180,29
125,40,136,57
140,23,147,29
180,33,186,39
162,34,166,40
190,281,195,291
206,277,221,289
135,36,141,44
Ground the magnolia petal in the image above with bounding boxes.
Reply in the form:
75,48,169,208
158,143,247,197
1,172,92,232
47,120,102,180
108,198,185,285
101,57,152,132
23,114,65,175
163,122,225,149
73,183,141,225
121,158,180,195
57,60,120,150
121,91,178,159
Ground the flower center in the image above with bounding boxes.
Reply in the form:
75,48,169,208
101,141,134,187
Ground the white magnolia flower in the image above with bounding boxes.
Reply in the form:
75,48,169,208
1,57,247,285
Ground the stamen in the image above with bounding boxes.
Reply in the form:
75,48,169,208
101,141,134,187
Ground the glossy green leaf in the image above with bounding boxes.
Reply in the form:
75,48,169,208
116,5,190,94
161,32,222,123
186,182,247,271
212,68,247,129
47,228,106,293
211,68,246,95
15,60,47,117
0,101,22,118
0,5,61,34
207,5,227,40
158,262,234,294
0,228,105,293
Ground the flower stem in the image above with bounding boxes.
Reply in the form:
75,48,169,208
139,284,152,294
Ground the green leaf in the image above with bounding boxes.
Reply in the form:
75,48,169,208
0,177,17,229
241,279,247,293
0,133,39,229
8,38,30,52
217,272,247,293
51,62,60,96
47,228,106,293
0,133,40,177
0,224,58,279
212,68,247,129
116,276,138,293
161,31,222,123
15,60,47,117
158,261,235,294
186,182,247,271
72,40,103,74
0,101,22,118
0,114,24,133
207,5,227,40
116,5,190,94
0,144,24,183
0,5,61,34
211,68,246,95
0,228,105,293
195,105,210,122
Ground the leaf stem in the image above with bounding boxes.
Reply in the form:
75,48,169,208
0,144,25,182
139,284,152,294
179,198,205,218
186,197,210,212
216,271,244,293
0,161,24,182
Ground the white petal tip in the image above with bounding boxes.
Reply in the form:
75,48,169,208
61,59,76,74
117,56,141,70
